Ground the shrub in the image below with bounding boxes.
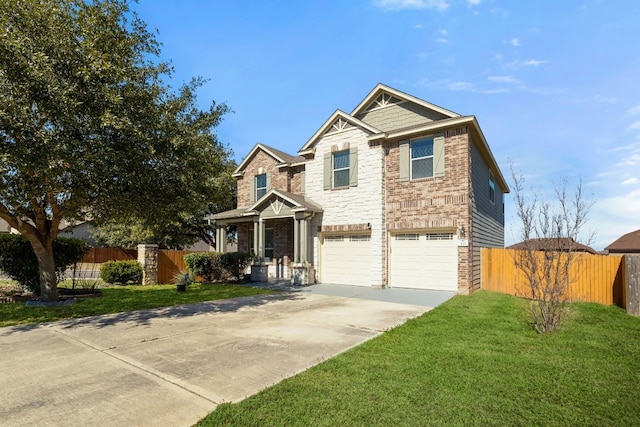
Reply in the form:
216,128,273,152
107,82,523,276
100,260,143,285
219,252,252,281
183,252,222,282
0,234,90,295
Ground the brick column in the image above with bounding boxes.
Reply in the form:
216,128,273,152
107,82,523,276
137,244,158,285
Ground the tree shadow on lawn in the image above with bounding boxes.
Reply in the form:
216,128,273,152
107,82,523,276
2,290,305,334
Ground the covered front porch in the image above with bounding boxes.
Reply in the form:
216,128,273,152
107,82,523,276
209,189,322,285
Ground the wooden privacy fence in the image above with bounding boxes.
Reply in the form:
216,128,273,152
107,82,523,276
157,250,200,284
80,247,137,263
481,248,626,307
78,247,200,284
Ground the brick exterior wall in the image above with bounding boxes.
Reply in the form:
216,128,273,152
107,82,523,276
236,150,291,208
385,127,472,293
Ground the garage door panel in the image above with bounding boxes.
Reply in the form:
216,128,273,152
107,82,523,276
389,232,457,291
321,235,371,285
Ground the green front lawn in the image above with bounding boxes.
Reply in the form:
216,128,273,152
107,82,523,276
198,291,640,426
0,283,273,328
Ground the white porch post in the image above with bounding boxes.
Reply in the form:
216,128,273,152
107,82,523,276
293,218,300,264
258,218,265,260
252,218,259,257
300,218,308,264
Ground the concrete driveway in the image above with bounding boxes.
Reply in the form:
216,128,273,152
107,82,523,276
0,286,452,427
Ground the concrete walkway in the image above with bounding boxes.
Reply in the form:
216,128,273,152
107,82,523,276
0,285,455,427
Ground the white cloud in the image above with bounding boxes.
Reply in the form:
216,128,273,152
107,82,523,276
506,59,549,68
414,24,424,29
626,121,640,131
590,189,640,249
467,0,481,5
373,0,450,11
506,37,520,47
617,153,640,167
448,81,474,91
488,75,521,84
437,37,449,43
626,105,640,116
622,178,639,185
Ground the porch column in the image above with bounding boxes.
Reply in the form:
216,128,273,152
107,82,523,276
253,218,259,257
300,218,308,264
293,218,300,264
217,226,226,252
258,218,266,260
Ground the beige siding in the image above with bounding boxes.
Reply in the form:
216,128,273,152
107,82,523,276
470,140,506,292
356,102,449,132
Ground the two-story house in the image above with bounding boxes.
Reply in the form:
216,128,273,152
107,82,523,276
210,83,509,294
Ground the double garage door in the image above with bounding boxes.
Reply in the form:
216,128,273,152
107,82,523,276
389,232,458,291
320,234,371,285
320,231,458,291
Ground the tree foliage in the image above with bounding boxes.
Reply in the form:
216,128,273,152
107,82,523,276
0,0,231,300
0,234,89,295
90,160,237,249
511,166,594,333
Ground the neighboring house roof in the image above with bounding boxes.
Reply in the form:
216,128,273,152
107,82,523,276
298,109,382,154
233,143,305,177
605,229,640,253
507,238,597,254
350,83,460,119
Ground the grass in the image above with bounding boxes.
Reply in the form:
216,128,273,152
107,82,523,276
197,291,640,427
0,283,274,328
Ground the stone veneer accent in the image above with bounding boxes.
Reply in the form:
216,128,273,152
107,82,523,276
305,127,384,287
137,244,158,285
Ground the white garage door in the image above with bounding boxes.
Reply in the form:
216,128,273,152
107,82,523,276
389,232,458,291
321,234,371,285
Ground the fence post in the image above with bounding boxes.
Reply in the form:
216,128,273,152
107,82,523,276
625,255,640,316
137,244,159,285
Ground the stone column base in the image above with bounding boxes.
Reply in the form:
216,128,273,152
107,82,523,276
291,265,315,286
250,264,269,282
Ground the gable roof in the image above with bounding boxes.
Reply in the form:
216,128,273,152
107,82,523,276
298,110,382,154
605,229,640,253
351,83,460,119
507,238,597,254
233,143,304,176
247,189,322,213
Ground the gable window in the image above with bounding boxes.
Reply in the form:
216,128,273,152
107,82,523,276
332,150,350,188
255,174,267,200
411,138,434,179
489,171,496,204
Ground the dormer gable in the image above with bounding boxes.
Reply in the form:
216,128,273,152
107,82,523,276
298,110,381,154
233,143,304,177
351,83,460,119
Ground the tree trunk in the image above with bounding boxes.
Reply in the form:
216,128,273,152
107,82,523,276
32,241,59,302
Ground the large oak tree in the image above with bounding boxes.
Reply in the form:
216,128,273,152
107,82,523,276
0,0,232,300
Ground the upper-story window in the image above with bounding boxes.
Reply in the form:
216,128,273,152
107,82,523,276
399,136,444,182
489,171,495,204
333,150,350,188
410,138,434,179
323,147,357,190
255,173,267,200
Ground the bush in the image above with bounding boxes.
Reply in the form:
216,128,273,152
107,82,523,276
100,260,143,285
0,234,90,295
183,252,222,282
219,252,252,281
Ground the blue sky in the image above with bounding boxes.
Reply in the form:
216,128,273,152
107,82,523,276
133,0,640,250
